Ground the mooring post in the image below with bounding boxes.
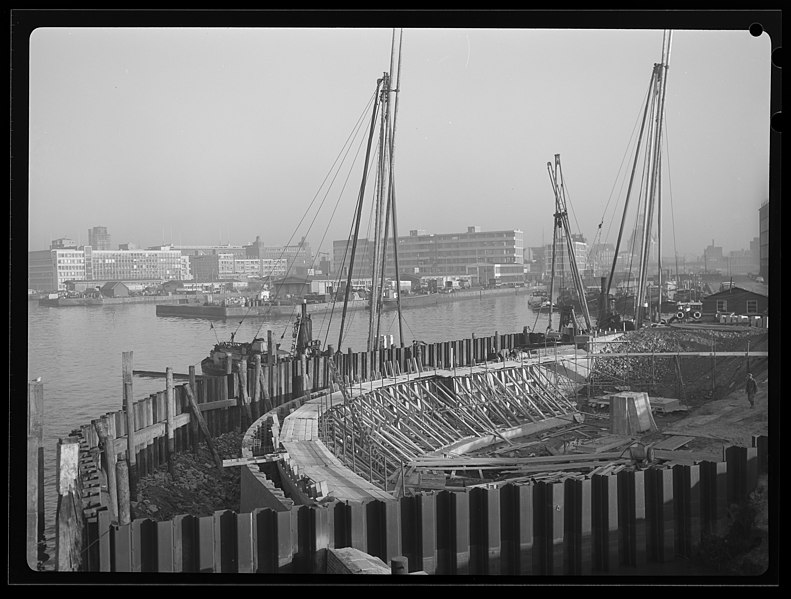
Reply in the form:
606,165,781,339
267,330,275,403
56,436,83,572
165,367,177,479
189,365,200,452
115,453,131,525
391,555,408,575
122,351,138,501
238,356,251,430
92,418,118,523
27,379,45,571
252,354,262,421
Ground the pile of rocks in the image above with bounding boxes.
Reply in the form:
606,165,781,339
590,327,768,404
131,431,244,522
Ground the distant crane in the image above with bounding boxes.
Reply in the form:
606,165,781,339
546,154,593,333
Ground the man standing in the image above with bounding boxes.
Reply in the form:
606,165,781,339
745,373,758,408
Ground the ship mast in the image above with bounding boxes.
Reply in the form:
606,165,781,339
337,29,405,353
602,30,672,329
634,30,671,328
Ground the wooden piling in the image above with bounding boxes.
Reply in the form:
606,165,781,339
238,357,251,430
122,351,138,500
92,418,118,522
189,366,200,452
56,437,83,571
166,367,177,479
116,454,131,525
27,379,45,570
252,354,262,421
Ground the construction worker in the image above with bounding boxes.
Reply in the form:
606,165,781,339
745,373,758,409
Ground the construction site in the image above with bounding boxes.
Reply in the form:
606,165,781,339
115,322,769,576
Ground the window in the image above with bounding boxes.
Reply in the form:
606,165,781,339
746,300,758,314
716,299,728,312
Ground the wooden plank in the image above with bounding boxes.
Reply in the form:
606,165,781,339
222,453,285,468
184,383,223,470
653,435,695,451
133,370,192,379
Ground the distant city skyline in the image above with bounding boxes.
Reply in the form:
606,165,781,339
37,222,760,263
19,16,776,265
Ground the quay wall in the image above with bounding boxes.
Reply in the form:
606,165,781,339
40,295,186,307
155,286,532,319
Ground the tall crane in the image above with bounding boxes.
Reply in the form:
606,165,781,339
547,154,593,333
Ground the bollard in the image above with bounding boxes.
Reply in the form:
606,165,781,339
391,555,408,575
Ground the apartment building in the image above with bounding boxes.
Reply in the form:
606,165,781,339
332,226,524,286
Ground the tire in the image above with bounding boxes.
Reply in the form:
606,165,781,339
676,311,685,319
692,311,701,319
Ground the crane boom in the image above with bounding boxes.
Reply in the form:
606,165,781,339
547,154,593,332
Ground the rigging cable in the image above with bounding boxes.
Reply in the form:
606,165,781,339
242,90,378,344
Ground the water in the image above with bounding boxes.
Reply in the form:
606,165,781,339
25,293,551,568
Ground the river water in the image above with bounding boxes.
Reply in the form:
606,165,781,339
25,292,552,568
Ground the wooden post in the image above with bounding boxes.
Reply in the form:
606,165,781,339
56,437,83,571
27,379,45,570
267,330,275,406
252,354,262,421
122,351,138,500
165,367,177,479
116,453,131,525
189,366,200,452
238,357,251,430
92,418,118,523
184,383,224,470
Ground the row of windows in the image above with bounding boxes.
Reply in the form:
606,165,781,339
716,299,759,313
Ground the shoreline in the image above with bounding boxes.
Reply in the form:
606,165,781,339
155,286,534,320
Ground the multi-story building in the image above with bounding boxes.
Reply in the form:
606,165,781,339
51,237,79,250
190,253,287,283
245,236,313,277
28,248,86,291
332,226,524,286
87,226,112,250
543,233,588,288
28,245,187,291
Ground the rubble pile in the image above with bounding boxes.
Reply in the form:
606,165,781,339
591,327,768,405
132,431,244,522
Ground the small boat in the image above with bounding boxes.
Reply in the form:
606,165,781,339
527,291,547,309
200,302,320,376
535,300,558,313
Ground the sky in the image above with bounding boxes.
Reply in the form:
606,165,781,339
21,15,776,261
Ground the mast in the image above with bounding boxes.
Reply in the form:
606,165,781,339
603,30,672,329
635,30,672,328
338,77,383,352
389,29,405,347
366,72,390,351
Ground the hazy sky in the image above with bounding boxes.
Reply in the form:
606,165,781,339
24,22,774,259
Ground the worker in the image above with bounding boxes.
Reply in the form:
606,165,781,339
745,373,758,408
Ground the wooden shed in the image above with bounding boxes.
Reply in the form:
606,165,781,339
701,286,768,315
100,281,130,298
